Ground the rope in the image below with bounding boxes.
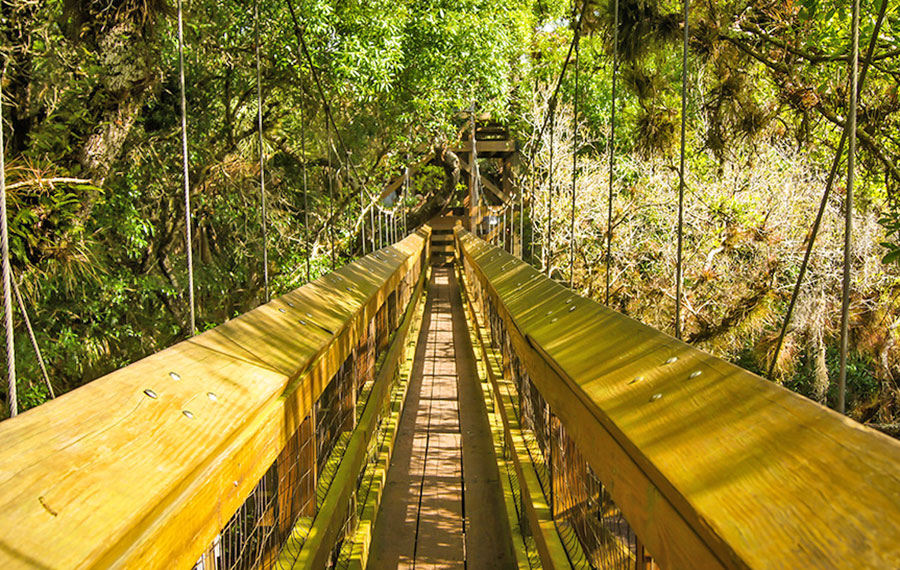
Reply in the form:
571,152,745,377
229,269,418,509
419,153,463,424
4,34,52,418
767,0,887,380
12,277,53,399
253,0,269,302
675,0,690,340
0,70,16,417
302,105,311,283
606,0,619,306
176,0,196,336
838,0,861,414
570,26,580,288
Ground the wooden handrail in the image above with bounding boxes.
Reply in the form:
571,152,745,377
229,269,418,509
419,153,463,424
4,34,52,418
0,228,430,570
455,227,900,570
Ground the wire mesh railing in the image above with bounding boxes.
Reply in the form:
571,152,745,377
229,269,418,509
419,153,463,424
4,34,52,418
464,247,656,570
189,236,428,570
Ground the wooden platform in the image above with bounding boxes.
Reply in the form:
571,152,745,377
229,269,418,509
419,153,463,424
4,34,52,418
367,266,516,569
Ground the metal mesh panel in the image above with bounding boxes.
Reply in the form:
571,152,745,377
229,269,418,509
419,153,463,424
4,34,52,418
552,415,640,570
375,301,390,358
317,353,357,478
469,255,658,570
356,318,376,398
193,413,316,570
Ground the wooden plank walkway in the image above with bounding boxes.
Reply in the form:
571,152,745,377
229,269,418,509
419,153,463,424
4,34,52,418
368,266,516,570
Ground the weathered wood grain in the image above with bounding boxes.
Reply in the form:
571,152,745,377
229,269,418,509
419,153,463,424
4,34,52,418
456,229,900,570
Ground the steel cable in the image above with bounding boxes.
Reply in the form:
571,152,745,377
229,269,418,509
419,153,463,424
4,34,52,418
254,0,269,302
768,0,887,381
606,0,619,306
675,0,690,340
0,69,16,416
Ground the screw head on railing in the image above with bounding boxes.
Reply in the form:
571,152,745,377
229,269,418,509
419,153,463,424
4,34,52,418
689,370,702,379
650,393,663,402
182,410,194,419
664,357,678,365
299,320,307,326
169,372,181,381
278,308,287,313
629,376,644,384
143,389,158,399
207,392,218,401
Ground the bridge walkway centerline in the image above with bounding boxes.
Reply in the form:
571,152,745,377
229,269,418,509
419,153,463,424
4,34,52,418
367,264,517,569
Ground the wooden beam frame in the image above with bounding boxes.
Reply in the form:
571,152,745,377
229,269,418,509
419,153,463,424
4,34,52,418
0,230,431,570
455,228,900,570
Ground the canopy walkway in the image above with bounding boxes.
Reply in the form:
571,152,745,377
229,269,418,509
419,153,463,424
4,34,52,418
0,212,897,570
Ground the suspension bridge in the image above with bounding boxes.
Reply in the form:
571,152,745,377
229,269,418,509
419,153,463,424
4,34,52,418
0,207,898,569
1,0,899,567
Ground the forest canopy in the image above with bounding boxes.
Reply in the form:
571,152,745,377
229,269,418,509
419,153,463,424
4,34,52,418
1,0,899,433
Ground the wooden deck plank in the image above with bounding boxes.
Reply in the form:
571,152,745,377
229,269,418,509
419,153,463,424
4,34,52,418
368,267,516,570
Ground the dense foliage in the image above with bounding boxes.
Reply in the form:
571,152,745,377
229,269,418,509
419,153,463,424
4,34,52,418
1,0,899,431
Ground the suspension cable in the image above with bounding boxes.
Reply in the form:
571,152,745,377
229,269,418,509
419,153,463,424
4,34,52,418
519,178,524,259
285,0,372,238
253,0,269,302
570,23,580,288
327,121,335,269
12,277,53,399
176,0,196,336
403,147,409,237
606,0,619,306
675,0,690,340
0,69,16,417
546,101,555,277
768,0,887,380
838,0,861,415
302,105,311,283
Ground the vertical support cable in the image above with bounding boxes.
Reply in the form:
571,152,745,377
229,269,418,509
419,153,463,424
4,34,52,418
470,104,479,234
355,150,365,256
403,162,409,237
176,0,196,336
0,71,16,417
767,0,886,380
302,106,311,283
519,184,524,259
404,131,410,236
675,0,690,340
606,0,619,306
838,0,861,414
253,0,269,302
570,26,580,288
369,199,375,251
327,122,335,270
529,157,536,264
546,102,555,277
12,277,53,399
